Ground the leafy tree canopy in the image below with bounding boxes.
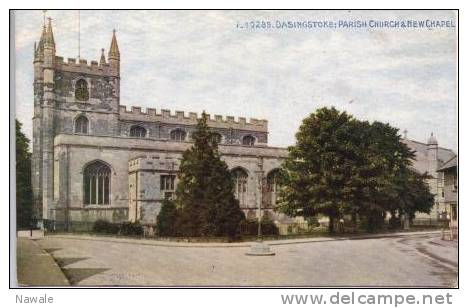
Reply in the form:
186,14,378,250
278,107,433,232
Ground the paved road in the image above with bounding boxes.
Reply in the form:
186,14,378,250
35,233,457,287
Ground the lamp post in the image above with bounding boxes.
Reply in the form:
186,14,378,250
256,171,264,241
246,166,275,256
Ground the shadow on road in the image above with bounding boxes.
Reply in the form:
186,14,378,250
44,252,110,285
61,268,110,285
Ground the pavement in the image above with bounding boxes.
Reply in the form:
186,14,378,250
17,230,44,239
16,237,70,286
17,230,457,287
42,230,444,248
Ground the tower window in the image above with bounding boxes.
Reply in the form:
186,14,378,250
75,79,89,101
74,115,89,134
130,125,147,138
170,129,186,141
242,135,255,146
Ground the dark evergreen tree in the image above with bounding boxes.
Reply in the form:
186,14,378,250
16,119,33,229
156,199,179,236
175,112,245,238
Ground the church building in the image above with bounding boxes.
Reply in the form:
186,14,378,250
31,19,287,227
31,19,456,230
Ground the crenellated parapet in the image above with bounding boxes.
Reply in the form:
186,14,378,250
53,56,118,77
119,105,268,132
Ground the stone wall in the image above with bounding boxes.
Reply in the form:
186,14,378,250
118,120,268,145
53,133,287,223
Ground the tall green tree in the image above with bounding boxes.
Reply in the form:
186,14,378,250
278,107,434,232
174,112,245,238
351,121,418,230
16,119,33,229
385,169,434,223
278,107,357,232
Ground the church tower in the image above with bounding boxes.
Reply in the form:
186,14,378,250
32,18,56,222
31,17,121,224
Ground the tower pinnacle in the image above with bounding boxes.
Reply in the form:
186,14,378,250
108,29,120,75
108,29,120,60
44,17,55,47
100,48,106,65
35,25,47,60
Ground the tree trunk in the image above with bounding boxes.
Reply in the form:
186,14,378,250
328,216,335,233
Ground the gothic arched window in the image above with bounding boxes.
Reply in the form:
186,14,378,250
232,167,248,207
130,125,147,138
211,132,222,144
83,161,111,205
242,135,255,146
170,129,186,141
75,79,89,101
74,115,89,134
265,169,281,207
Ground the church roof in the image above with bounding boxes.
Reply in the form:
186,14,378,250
438,155,457,172
401,138,456,174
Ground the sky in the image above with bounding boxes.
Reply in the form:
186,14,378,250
13,10,458,151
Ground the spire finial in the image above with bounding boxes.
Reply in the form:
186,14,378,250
428,132,438,145
42,10,47,27
78,10,81,60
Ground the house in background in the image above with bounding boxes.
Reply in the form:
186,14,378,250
438,155,458,239
402,134,457,222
